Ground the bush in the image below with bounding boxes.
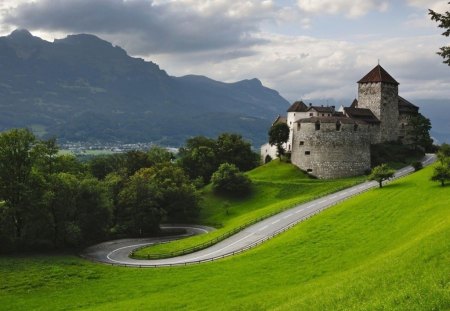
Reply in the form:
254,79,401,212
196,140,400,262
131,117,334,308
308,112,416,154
211,163,252,197
411,161,423,171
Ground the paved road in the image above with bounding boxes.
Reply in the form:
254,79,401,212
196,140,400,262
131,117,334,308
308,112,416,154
81,154,436,267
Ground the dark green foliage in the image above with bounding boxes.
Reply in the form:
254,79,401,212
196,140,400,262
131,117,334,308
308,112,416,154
370,142,424,168
146,164,200,222
431,163,450,186
211,163,252,197
178,136,218,183
429,4,450,66
216,133,259,172
408,113,433,151
432,144,450,186
411,161,423,171
368,164,395,188
118,168,164,236
88,154,125,180
178,134,259,183
268,122,290,157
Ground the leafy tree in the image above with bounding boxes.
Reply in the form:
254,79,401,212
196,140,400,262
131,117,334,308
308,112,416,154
0,129,38,238
408,113,433,151
124,150,152,176
216,133,259,172
437,143,450,163
268,123,290,157
411,161,423,171
118,168,164,236
429,3,450,65
431,163,450,186
43,173,79,247
103,172,127,229
88,154,125,180
211,163,252,197
147,146,174,166
178,136,218,183
76,178,112,242
368,164,395,188
147,163,200,221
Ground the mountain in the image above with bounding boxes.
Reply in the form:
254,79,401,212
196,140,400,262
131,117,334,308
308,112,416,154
0,29,289,146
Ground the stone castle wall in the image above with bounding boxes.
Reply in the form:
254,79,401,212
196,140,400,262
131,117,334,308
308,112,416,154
358,82,399,142
291,122,371,178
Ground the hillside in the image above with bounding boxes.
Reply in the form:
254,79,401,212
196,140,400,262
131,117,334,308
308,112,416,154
0,29,289,146
1,164,449,310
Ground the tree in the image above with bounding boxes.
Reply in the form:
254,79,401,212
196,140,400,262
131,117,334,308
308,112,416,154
43,173,79,247
431,163,450,186
178,136,218,183
147,146,174,166
0,129,38,238
429,3,450,65
118,168,164,236
147,163,200,221
408,113,433,151
368,164,395,188
215,133,259,172
211,163,252,197
268,123,290,157
75,178,112,242
437,143,450,163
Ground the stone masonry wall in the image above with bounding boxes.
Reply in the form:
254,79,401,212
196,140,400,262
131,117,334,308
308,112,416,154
291,122,371,179
358,82,399,143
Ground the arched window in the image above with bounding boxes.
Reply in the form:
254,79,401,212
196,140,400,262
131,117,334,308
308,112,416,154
336,121,342,131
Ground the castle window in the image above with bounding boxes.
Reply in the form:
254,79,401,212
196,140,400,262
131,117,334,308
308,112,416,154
305,151,310,155
315,121,321,131
288,144,291,151
309,113,313,117
297,123,301,130
401,123,405,129
307,169,313,173
354,124,358,131
299,141,304,146
322,114,325,116
336,121,342,131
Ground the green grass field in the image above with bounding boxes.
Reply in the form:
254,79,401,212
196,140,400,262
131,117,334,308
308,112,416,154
133,160,365,258
1,164,449,310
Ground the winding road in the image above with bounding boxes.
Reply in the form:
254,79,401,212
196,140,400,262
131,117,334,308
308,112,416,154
81,154,436,267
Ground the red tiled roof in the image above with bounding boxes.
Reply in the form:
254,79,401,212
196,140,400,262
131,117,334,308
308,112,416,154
358,65,399,85
287,101,308,112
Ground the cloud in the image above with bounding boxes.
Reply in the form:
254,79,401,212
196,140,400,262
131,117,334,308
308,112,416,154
3,0,277,54
406,0,449,12
148,32,450,102
296,0,389,18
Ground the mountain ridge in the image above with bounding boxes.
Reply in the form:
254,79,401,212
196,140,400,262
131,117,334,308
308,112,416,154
0,29,289,146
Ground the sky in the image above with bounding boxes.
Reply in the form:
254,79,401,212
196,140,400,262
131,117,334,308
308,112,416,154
0,0,449,103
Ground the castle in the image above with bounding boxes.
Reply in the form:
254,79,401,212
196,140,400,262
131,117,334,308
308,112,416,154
261,64,420,179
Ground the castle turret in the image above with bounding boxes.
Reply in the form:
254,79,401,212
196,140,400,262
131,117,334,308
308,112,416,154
357,65,399,142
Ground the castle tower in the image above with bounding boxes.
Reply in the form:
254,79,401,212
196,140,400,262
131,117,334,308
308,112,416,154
357,65,399,142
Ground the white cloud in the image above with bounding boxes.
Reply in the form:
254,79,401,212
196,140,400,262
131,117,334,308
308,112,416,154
296,0,389,18
406,0,448,12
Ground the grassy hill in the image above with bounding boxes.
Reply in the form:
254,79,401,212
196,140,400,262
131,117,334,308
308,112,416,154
1,164,449,310
133,160,365,258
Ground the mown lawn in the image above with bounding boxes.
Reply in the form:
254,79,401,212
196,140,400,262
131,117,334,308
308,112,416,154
1,164,449,310
133,160,365,258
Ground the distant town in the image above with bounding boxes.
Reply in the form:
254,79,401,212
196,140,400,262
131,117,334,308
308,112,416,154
60,141,178,155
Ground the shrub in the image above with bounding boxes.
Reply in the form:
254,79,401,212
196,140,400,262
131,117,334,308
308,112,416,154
411,161,423,171
211,163,252,197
